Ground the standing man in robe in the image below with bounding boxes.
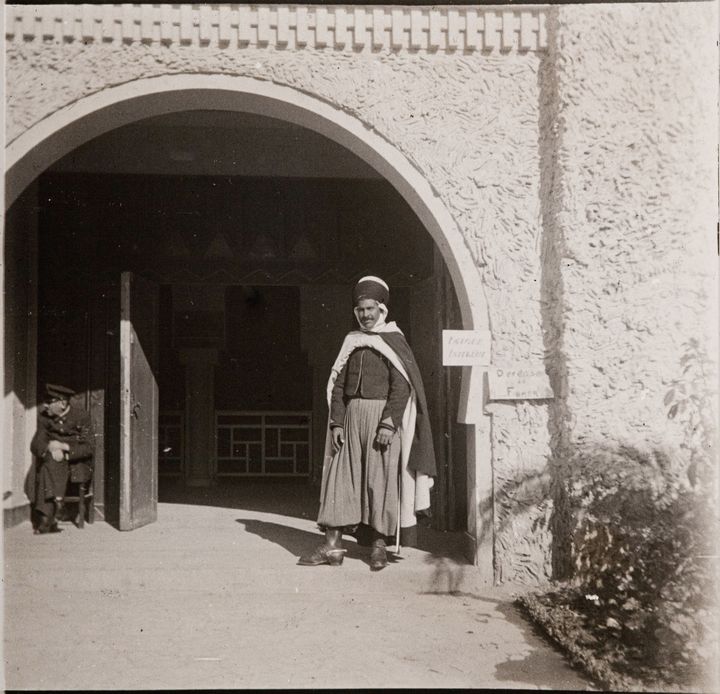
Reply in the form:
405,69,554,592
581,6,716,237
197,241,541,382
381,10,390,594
28,384,95,534
298,276,436,571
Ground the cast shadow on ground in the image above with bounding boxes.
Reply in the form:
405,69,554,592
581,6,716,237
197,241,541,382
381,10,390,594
419,555,505,602
492,601,594,690
494,648,590,690
163,480,472,565
162,481,469,558
419,565,593,687
162,479,318,521
421,556,465,594
235,518,401,569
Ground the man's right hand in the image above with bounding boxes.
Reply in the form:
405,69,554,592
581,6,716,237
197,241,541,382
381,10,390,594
46,440,67,462
331,427,345,451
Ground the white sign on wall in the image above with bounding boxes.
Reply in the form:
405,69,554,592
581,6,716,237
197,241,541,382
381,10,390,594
488,366,554,400
442,330,491,366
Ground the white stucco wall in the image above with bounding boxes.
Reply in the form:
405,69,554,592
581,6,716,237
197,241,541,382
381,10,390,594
544,2,718,574
551,1,717,439
2,184,38,524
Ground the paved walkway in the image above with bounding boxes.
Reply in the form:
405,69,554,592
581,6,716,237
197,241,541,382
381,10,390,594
4,482,593,690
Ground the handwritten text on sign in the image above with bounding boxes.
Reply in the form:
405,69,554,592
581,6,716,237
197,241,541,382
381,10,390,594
488,366,554,400
442,330,491,366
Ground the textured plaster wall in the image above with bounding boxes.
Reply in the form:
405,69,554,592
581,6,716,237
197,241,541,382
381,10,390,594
3,183,37,521
545,3,717,572
6,35,553,581
552,1,717,446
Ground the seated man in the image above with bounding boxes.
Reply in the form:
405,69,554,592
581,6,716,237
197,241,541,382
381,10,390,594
29,384,95,534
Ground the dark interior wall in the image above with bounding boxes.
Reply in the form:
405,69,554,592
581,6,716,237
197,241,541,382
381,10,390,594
219,285,311,410
37,171,431,414
215,283,411,412
36,173,434,286
158,285,184,410
36,281,90,398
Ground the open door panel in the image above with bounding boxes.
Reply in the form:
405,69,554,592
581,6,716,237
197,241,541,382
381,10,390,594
119,271,159,530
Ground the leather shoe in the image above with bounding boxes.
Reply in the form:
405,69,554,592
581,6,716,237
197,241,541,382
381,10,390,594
297,543,346,566
34,522,61,535
370,541,388,571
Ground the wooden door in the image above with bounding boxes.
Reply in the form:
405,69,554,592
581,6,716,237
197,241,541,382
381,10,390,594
119,272,159,530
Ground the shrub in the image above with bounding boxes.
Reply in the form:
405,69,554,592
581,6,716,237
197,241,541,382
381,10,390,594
558,340,718,688
570,467,715,685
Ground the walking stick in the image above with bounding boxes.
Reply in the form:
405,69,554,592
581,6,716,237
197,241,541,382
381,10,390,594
381,445,401,555
394,448,402,556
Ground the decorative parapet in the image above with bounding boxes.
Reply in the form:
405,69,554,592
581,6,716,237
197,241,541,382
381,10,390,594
5,4,548,53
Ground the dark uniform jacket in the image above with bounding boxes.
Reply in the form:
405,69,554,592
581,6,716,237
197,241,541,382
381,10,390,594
26,404,95,507
330,347,410,431
30,406,95,464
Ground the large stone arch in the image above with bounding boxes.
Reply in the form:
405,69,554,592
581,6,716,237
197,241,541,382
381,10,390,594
4,73,494,576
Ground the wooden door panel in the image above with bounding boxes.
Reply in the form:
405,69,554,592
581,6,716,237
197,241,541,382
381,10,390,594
119,272,159,530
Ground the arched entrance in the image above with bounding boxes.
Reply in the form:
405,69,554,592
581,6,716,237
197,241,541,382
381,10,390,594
7,75,488,329
4,75,493,576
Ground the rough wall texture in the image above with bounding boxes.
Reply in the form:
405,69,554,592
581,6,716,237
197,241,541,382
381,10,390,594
545,3,718,573
3,184,36,522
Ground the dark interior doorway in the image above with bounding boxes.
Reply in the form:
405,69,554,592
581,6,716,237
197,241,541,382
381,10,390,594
35,137,466,532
